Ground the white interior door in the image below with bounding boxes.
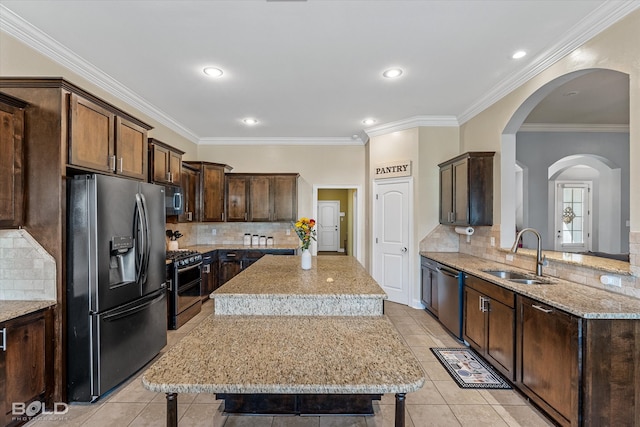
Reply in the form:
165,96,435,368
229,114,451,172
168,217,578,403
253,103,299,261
317,201,340,252
554,181,591,252
373,179,410,305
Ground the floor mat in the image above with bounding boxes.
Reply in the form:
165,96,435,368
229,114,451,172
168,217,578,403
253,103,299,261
430,347,511,389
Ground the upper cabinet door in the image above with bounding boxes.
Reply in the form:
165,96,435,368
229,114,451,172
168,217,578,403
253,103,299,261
169,151,182,186
452,159,469,224
150,143,170,183
0,94,27,227
272,175,297,222
68,93,115,173
439,164,453,224
249,176,271,222
202,164,226,222
226,175,249,222
115,116,147,181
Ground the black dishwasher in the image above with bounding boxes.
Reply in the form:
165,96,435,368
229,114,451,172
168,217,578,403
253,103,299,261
436,263,463,340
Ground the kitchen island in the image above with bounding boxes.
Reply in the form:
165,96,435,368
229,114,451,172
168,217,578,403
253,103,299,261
212,255,387,316
142,315,424,427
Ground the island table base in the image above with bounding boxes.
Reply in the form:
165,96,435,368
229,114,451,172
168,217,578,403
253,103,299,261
217,393,382,415
164,392,407,427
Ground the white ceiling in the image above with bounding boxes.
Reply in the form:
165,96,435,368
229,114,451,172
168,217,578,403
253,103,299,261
0,1,636,144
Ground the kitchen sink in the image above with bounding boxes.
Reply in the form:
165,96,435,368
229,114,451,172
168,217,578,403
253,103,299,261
482,270,554,285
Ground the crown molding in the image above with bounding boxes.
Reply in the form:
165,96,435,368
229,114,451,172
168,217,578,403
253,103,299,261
364,115,459,138
519,123,629,133
0,4,200,144
199,136,366,146
457,1,640,125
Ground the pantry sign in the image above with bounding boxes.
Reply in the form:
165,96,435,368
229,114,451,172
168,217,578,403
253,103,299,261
374,160,412,179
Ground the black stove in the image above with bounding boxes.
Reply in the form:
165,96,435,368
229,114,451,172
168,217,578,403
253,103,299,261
166,249,202,268
165,249,202,330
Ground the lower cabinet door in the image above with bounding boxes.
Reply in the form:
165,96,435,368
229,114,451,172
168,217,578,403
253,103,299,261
519,297,580,426
463,286,485,350
486,298,515,379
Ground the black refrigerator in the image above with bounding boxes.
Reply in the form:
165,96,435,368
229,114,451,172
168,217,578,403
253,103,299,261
66,174,167,402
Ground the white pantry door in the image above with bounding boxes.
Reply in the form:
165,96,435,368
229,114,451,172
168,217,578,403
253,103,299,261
317,201,340,252
373,179,411,305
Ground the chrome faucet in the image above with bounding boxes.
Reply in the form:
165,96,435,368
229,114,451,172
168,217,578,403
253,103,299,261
511,228,546,276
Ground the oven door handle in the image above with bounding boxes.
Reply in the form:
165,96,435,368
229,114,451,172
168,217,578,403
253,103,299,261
177,261,203,273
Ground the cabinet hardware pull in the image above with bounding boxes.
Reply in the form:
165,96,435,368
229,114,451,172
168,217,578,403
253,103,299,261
0,327,5,351
166,172,171,182
118,157,123,173
203,264,211,274
244,213,247,221
226,253,237,257
187,212,193,221
532,304,553,314
109,155,116,171
478,296,484,312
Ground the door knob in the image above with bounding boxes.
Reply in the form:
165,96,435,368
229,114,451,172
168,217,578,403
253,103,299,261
401,247,408,253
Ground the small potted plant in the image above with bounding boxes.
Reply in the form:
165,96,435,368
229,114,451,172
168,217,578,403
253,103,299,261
166,229,183,251
292,217,316,270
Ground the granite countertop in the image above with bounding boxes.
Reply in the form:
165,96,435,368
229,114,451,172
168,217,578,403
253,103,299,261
182,243,298,253
0,300,56,323
421,251,640,319
213,255,387,299
497,247,631,275
142,315,425,395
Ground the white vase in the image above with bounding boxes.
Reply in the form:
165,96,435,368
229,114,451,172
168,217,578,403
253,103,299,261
301,248,312,270
167,240,179,251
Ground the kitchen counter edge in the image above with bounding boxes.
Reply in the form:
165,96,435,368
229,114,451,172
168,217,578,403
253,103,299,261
421,251,640,319
0,300,56,323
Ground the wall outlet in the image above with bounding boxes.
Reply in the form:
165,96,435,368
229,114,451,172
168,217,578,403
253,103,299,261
600,275,622,287
285,229,291,236
506,254,514,262
211,229,216,236
490,237,495,247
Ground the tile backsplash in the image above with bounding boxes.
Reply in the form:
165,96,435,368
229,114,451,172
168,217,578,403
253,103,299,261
166,222,300,248
421,225,640,300
0,229,56,300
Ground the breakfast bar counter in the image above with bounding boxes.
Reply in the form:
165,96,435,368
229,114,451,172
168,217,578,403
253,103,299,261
212,255,387,316
142,315,425,426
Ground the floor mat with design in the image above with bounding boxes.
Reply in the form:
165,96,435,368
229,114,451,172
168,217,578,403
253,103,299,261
430,347,512,389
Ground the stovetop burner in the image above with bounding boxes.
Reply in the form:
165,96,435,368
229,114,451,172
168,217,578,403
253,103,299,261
166,249,202,267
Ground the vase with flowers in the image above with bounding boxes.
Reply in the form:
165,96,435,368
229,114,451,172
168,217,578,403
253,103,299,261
292,217,316,270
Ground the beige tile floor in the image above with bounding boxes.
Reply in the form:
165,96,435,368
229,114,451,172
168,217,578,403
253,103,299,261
26,300,553,427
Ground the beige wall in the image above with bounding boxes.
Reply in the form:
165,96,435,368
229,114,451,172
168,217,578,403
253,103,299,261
460,9,640,233
197,143,366,224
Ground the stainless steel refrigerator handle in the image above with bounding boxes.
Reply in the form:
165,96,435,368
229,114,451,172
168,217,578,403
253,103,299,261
139,193,151,285
134,193,146,285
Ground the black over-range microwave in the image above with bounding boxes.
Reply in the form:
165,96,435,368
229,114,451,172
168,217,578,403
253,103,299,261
164,185,184,216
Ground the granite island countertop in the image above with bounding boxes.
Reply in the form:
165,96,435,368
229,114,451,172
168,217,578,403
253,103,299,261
0,300,56,323
212,255,387,315
421,251,640,319
142,314,424,395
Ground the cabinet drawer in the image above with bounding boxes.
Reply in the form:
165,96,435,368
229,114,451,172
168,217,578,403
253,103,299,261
465,275,514,308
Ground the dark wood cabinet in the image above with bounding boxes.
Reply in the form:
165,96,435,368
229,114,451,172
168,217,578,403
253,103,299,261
464,275,516,380
0,78,154,403
1,308,54,427
439,151,494,226
0,93,27,228
227,173,298,222
201,251,219,300
148,138,184,186
178,163,200,223
217,249,296,287
68,94,150,180
184,162,231,222
420,257,438,316
517,296,580,426
226,175,249,222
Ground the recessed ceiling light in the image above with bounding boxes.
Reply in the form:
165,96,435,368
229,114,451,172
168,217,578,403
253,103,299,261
203,67,224,78
362,118,377,126
511,50,527,59
382,68,403,78
243,118,259,125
